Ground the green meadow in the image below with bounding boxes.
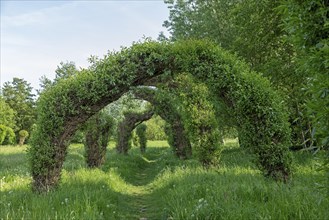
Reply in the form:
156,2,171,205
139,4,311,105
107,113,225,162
0,140,328,220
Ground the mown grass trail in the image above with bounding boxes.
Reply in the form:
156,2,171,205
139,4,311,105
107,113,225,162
0,140,328,219
108,149,167,219
100,142,184,220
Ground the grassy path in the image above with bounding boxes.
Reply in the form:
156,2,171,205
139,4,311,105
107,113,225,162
1,141,328,220
102,143,174,220
122,169,154,219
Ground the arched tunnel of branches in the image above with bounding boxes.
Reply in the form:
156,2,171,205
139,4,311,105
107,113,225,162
131,87,192,159
116,109,154,154
29,40,292,193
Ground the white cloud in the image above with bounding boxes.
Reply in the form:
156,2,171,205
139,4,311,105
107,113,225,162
2,11,47,27
0,1,170,91
1,2,76,28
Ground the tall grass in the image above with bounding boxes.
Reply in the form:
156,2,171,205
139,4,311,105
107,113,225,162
0,140,327,219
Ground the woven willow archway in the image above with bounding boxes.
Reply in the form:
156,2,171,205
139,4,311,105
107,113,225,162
132,87,192,159
29,40,292,192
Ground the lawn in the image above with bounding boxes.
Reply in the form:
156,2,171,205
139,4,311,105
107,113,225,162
0,140,328,219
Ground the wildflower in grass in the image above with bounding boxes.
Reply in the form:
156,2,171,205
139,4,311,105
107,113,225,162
196,198,208,211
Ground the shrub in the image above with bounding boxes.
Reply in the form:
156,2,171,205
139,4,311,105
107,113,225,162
0,125,7,145
18,130,29,146
0,125,16,145
3,127,15,145
144,116,167,140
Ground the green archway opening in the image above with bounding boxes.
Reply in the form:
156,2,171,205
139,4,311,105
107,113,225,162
29,40,292,192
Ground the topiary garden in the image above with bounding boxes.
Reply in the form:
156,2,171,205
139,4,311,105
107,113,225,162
28,40,292,193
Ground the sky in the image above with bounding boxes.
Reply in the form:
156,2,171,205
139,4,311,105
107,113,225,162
0,0,170,93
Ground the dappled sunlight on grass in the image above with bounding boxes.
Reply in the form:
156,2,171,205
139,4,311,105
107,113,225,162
141,155,158,163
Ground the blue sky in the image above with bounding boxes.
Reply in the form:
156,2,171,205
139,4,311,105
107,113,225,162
0,0,170,91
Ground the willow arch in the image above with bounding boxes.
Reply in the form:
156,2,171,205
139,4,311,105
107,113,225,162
132,87,192,159
116,109,154,154
29,40,292,192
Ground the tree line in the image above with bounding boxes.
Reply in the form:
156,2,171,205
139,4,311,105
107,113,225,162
162,0,328,151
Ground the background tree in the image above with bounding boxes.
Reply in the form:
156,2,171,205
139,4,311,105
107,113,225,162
279,0,329,192
144,115,167,140
163,0,311,150
37,75,53,95
279,0,329,149
38,61,79,95
0,125,16,145
54,61,78,82
2,78,36,134
0,95,16,130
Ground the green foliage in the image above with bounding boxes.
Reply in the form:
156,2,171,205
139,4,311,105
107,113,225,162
0,124,16,145
164,73,223,165
19,130,29,138
164,0,294,82
71,129,85,144
18,129,29,146
131,130,139,147
278,0,329,193
164,122,174,149
279,0,329,149
54,61,79,83
132,86,192,159
0,124,7,145
1,142,327,219
38,61,80,95
163,0,315,150
106,93,147,123
136,123,147,153
29,40,292,192
3,128,15,145
116,109,154,154
2,78,36,132
84,111,114,168
144,115,166,140
0,96,16,129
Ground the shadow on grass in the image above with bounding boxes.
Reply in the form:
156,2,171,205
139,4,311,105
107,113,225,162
102,146,183,186
1,143,326,220
0,152,28,173
0,178,147,219
63,153,86,171
220,147,256,169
